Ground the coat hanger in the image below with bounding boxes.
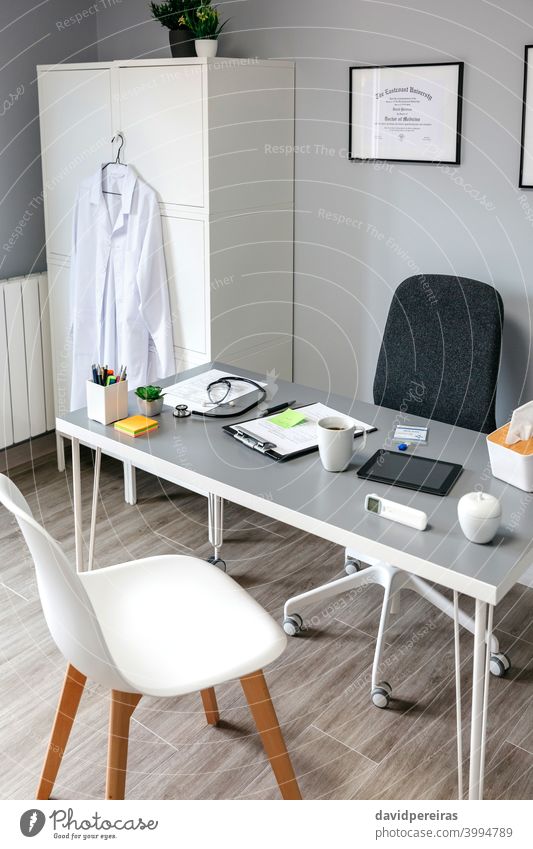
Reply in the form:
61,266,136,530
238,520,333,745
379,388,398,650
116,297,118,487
102,133,126,196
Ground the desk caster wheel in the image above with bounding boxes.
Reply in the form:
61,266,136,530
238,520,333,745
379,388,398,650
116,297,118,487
345,558,361,575
207,555,227,572
371,681,392,709
490,652,511,677
283,613,303,636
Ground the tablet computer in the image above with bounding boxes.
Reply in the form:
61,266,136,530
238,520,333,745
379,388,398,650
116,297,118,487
357,449,463,496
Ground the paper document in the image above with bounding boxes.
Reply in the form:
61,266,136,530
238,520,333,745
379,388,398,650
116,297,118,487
234,402,375,458
163,369,266,411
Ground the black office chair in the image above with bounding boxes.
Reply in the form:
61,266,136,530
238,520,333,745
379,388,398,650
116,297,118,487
373,274,503,434
283,275,510,708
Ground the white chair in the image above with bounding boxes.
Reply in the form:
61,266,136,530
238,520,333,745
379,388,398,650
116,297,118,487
0,474,301,800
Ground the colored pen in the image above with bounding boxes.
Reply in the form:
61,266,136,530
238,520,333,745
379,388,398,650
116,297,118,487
262,399,296,417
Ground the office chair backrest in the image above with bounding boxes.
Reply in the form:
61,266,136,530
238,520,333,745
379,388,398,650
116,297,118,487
0,474,126,689
373,275,504,433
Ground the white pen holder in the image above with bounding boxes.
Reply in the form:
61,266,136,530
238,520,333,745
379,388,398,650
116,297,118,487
86,380,128,425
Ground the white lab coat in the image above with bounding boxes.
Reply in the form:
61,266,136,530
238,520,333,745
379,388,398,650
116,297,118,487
69,164,174,410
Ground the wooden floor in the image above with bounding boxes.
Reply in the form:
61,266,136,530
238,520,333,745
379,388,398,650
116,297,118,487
1,450,532,800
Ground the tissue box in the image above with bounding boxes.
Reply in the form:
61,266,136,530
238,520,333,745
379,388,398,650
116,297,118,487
487,424,533,491
86,380,128,425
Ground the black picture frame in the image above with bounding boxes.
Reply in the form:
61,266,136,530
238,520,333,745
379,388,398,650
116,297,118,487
349,61,464,165
519,45,533,188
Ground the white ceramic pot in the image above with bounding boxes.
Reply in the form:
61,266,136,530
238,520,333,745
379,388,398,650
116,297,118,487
317,415,356,472
195,38,218,57
457,491,502,544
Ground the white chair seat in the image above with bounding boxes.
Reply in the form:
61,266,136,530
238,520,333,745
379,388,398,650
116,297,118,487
79,555,287,697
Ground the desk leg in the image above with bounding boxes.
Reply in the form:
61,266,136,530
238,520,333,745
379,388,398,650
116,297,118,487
468,599,491,799
88,448,101,572
123,462,137,506
71,437,83,573
208,493,225,570
56,433,66,473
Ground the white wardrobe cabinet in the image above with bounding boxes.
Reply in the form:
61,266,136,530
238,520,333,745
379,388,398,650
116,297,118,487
161,214,207,355
38,68,113,257
208,206,294,370
45,260,72,418
118,65,205,209
37,58,295,480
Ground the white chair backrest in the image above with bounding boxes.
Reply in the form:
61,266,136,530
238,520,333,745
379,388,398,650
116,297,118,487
0,474,126,689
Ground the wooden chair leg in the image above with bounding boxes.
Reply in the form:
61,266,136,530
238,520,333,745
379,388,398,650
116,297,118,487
106,691,142,800
200,687,220,725
241,669,302,800
36,664,86,800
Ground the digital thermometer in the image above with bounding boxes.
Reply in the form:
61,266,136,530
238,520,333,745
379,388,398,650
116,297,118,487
364,493,428,531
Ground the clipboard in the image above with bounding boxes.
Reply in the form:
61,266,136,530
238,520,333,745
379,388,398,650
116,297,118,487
223,402,377,462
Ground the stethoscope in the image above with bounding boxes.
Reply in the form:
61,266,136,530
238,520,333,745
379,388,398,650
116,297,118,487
173,376,267,419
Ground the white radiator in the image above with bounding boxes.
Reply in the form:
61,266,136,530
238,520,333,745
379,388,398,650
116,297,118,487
0,273,55,449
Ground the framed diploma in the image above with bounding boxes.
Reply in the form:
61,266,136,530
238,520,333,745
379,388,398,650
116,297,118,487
519,45,533,187
349,62,464,164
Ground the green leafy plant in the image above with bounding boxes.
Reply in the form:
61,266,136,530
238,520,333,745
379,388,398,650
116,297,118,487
135,385,165,401
150,0,204,31
184,4,228,39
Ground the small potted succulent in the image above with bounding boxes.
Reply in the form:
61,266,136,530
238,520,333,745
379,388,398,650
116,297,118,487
184,4,228,57
150,0,203,58
135,385,166,416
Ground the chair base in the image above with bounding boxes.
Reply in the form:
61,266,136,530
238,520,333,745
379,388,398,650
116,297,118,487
37,667,300,800
283,555,507,706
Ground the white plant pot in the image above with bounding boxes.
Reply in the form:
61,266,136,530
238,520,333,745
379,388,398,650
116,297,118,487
195,38,218,57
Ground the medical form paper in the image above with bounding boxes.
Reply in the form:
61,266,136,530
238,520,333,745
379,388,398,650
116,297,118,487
226,402,376,459
163,369,267,411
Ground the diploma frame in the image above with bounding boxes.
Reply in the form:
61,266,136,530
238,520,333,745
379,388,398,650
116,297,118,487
519,45,533,187
349,62,464,164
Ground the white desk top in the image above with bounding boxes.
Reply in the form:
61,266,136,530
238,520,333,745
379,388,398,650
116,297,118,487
57,363,533,605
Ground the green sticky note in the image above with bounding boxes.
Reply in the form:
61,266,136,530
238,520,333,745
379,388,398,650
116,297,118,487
269,408,307,428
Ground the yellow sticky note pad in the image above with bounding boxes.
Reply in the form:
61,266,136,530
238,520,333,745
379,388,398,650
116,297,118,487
269,408,307,429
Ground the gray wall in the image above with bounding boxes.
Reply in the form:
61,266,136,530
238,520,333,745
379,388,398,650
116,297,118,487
0,1,97,280
95,2,533,418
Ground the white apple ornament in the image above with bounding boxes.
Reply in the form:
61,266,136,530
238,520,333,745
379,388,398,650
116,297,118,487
457,492,502,544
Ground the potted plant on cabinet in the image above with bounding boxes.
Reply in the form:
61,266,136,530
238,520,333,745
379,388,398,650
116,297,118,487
184,4,228,57
150,0,203,58
135,385,166,416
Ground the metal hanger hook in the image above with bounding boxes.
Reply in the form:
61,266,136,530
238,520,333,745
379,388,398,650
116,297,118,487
112,132,125,164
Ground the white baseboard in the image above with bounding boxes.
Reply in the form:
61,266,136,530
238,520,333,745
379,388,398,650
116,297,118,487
518,565,533,588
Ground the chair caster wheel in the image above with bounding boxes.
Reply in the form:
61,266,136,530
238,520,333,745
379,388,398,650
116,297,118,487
490,652,511,677
207,555,227,572
283,613,303,636
371,681,392,709
345,558,361,575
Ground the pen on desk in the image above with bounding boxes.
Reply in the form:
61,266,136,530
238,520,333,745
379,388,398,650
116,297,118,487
262,399,296,417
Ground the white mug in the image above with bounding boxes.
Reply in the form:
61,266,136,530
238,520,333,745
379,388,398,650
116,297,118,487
317,415,356,472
